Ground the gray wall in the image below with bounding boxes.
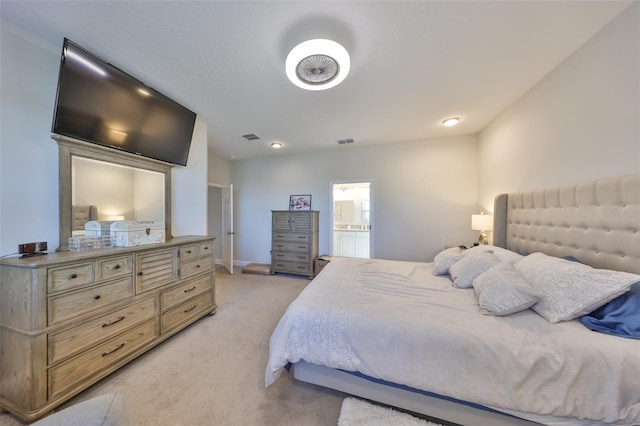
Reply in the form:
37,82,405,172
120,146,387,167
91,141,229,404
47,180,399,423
231,135,479,264
478,3,640,212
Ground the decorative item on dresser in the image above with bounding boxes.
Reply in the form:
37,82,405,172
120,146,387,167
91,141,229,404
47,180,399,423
0,236,216,422
270,210,319,279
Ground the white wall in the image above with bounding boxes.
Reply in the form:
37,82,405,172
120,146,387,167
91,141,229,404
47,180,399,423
0,23,209,255
231,135,478,265
172,116,209,236
478,3,640,212
0,23,60,255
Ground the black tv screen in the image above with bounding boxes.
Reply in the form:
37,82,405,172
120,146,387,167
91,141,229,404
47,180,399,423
52,38,196,166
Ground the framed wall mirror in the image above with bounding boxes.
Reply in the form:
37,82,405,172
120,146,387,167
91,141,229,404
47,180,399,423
55,135,173,251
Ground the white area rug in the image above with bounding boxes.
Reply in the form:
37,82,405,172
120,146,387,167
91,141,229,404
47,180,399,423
338,398,444,426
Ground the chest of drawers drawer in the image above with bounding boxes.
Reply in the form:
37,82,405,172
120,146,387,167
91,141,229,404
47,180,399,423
161,275,212,311
48,296,157,364
273,232,310,243
271,251,309,262
47,278,133,326
160,291,213,334
96,255,132,281
180,256,214,280
272,241,310,252
48,319,158,400
48,263,95,293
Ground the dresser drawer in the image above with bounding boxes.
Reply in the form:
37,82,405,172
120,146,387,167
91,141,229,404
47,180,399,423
161,292,213,334
271,260,311,275
135,248,178,294
273,232,310,243
48,278,133,325
180,256,214,280
179,244,198,260
96,255,132,281
271,251,309,262
48,263,95,293
161,275,212,311
272,241,309,252
48,296,157,364
198,241,214,256
48,319,157,400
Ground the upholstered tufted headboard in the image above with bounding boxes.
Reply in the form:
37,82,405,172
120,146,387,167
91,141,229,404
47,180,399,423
493,174,640,274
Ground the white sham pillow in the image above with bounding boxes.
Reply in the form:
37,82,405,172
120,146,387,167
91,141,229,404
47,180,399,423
449,251,501,289
462,245,523,263
473,262,543,316
432,247,462,276
515,252,640,323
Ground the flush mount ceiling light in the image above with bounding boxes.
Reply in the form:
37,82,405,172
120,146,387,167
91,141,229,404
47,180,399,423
270,142,283,149
286,39,350,91
442,117,461,127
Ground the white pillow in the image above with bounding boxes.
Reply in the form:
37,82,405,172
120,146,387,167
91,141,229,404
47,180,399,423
449,251,501,289
473,262,543,316
432,247,462,276
515,252,640,323
462,245,523,263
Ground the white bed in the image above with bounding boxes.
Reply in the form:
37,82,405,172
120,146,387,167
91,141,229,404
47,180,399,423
265,175,640,426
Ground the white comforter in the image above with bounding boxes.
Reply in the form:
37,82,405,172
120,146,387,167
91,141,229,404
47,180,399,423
266,257,640,425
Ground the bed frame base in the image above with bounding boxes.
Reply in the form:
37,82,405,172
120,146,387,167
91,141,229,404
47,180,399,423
293,361,538,426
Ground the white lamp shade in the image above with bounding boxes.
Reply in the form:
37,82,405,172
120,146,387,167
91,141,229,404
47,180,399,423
471,214,493,231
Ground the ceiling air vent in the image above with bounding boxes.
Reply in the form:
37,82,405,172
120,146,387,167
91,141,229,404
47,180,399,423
242,133,261,141
337,138,354,145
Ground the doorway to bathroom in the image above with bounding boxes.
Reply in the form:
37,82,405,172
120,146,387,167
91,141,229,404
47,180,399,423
330,180,373,258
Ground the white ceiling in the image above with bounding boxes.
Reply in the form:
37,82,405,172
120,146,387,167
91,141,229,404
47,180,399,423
0,1,631,161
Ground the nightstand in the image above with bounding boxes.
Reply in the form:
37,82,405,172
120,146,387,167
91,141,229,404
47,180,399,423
315,255,331,276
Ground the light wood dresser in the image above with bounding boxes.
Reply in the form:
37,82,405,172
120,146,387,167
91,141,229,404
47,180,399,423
0,236,216,422
270,210,319,279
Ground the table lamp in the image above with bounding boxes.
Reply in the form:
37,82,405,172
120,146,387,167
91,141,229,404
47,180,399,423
472,213,493,245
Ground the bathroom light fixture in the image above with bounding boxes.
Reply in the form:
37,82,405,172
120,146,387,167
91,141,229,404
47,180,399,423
471,213,493,245
285,39,350,91
442,117,460,127
271,142,283,149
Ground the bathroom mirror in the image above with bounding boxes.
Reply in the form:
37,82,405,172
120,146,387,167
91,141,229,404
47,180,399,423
55,135,173,251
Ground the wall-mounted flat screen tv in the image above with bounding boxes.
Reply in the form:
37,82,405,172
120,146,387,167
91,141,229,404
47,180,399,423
52,38,196,166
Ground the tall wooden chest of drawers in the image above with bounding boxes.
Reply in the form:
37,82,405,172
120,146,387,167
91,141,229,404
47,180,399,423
0,236,216,422
270,210,319,279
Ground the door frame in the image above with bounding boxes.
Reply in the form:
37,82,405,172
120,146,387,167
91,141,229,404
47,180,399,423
208,183,234,274
329,179,374,258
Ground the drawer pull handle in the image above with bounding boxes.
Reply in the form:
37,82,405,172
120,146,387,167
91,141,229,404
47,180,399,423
203,246,209,250
138,272,144,276
276,254,284,257
187,250,192,254
298,246,306,249
298,256,305,259
102,316,125,328
196,264,200,268
184,286,197,293
114,264,121,270
94,295,101,300
70,273,78,279
184,305,197,313
298,236,306,239
102,343,125,357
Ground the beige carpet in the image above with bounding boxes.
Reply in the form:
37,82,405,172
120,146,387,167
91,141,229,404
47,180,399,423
0,267,345,426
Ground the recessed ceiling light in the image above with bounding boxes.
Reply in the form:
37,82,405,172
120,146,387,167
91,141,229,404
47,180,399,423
271,142,283,149
442,117,460,127
286,39,350,91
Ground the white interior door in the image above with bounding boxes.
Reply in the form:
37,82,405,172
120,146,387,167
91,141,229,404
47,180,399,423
222,184,234,274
